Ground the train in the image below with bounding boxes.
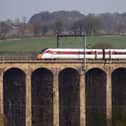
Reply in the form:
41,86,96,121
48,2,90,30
37,48,126,60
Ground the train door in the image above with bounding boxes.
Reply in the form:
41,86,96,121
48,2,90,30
103,49,105,60
80,49,84,59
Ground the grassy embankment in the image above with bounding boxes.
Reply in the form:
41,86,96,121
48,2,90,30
0,35,126,52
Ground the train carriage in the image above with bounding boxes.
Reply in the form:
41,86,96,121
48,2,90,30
37,48,126,60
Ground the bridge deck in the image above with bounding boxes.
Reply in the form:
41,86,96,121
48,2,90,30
0,59,126,64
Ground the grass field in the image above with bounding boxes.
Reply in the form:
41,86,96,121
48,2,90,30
0,35,126,52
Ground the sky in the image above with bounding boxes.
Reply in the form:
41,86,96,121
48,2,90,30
0,0,126,21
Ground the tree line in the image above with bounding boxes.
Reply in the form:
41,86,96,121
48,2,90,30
0,11,126,39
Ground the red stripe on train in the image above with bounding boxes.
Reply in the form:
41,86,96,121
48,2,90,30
46,50,103,55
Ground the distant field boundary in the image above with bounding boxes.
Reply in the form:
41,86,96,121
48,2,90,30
0,35,126,52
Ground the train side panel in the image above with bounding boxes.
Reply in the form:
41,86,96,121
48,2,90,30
105,49,126,59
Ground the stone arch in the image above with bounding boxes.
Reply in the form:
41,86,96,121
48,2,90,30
3,67,26,126
32,67,53,74
4,66,25,73
112,67,126,125
59,67,80,126
87,66,105,73
86,68,106,126
31,67,53,126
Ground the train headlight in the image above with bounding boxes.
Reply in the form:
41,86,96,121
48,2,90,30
37,54,42,59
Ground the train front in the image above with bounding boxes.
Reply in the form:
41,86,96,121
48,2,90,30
37,48,48,60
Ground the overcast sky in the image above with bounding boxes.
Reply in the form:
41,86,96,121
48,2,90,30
0,0,126,21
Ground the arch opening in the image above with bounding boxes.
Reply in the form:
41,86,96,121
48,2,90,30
86,68,106,126
31,68,53,126
59,68,80,126
3,68,26,126
112,68,126,126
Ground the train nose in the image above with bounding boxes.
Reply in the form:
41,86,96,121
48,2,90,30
37,54,42,59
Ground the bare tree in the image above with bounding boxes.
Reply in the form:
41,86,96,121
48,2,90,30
70,19,84,35
52,21,63,35
41,25,48,36
92,43,113,49
70,22,79,35
0,21,11,39
83,14,101,36
18,17,27,38
30,21,42,36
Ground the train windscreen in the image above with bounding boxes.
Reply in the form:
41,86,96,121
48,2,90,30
40,48,48,53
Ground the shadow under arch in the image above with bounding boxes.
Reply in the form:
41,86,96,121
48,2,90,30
3,68,26,126
112,68,126,126
59,68,80,126
86,68,106,126
31,68,53,126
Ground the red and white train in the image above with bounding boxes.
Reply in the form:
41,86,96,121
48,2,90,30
37,48,126,60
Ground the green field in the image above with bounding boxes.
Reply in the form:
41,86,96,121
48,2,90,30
0,35,126,52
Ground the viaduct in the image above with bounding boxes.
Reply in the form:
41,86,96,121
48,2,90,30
0,59,126,126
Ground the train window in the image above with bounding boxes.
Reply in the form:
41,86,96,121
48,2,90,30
112,51,126,55
86,51,94,54
86,52,91,54
103,49,105,59
112,51,117,54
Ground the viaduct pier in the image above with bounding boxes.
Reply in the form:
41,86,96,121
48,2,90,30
0,59,126,126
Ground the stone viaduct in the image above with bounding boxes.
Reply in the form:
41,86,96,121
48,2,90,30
0,59,126,126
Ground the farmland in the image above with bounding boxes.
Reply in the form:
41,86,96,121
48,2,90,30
0,35,126,52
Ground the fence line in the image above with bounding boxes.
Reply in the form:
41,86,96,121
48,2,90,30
0,52,37,60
